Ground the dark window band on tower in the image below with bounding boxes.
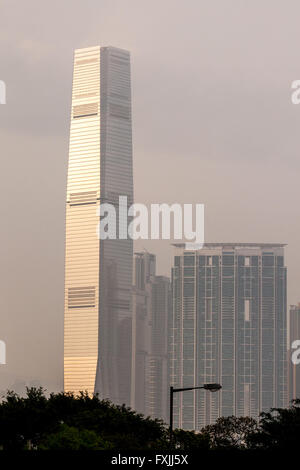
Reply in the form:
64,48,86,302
68,287,96,309
69,191,97,206
109,103,130,119
73,102,98,118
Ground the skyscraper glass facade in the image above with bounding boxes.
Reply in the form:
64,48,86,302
288,304,300,401
64,46,133,405
170,243,287,430
132,252,171,421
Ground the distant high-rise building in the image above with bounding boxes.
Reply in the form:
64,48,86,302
132,252,171,422
64,46,133,405
288,304,300,401
170,243,287,430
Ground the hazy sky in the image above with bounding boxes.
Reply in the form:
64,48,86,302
1,0,300,392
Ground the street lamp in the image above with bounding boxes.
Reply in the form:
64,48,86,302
169,383,222,439
202,383,222,392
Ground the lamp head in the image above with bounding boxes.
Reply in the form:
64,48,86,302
203,383,222,392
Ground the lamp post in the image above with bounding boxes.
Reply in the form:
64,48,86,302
169,383,222,441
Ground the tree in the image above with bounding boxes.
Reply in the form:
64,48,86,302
0,387,51,450
202,416,259,449
3,386,300,451
39,424,111,450
171,429,210,451
0,388,167,450
249,399,300,449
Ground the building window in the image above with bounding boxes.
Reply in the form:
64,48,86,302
206,298,212,321
244,299,250,321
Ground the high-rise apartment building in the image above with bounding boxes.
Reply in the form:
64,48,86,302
64,46,133,405
288,304,300,401
132,252,171,421
170,243,287,430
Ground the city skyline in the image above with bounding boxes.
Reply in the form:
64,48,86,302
1,0,300,407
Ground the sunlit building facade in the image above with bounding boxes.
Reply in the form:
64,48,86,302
170,243,287,430
64,46,133,405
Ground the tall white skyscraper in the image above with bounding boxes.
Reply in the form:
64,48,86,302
64,46,133,405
